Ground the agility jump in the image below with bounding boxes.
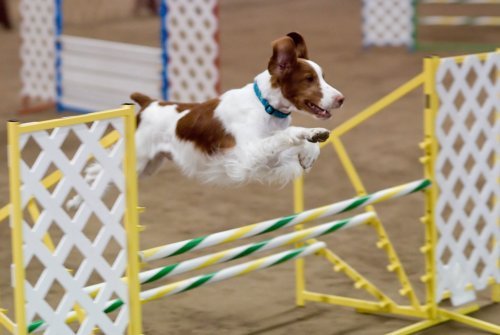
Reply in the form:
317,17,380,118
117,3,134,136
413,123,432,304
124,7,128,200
294,50,499,334
0,50,498,335
0,105,430,334
18,0,219,113
362,0,500,51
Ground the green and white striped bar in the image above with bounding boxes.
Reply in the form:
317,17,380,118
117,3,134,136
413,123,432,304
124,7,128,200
140,179,430,262
28,243,325,334
85,212,375,295
420,16,500,26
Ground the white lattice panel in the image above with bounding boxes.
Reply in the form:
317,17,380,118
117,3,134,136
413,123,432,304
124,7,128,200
18,119,130,334
361,0,414,47
165,0,219,101
19,0,56,102
434,52,500,306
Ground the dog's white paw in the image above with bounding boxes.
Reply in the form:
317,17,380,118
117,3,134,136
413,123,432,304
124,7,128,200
287,128,327,145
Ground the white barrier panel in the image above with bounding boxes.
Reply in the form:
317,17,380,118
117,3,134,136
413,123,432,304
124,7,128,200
19,0,56,103
434,52,500,305
361,0,414,47
59,35,162,112
164,0,219,102
11,114,136,334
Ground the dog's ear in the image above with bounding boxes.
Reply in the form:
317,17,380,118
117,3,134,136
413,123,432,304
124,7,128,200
287,32,308,59
268,36,297,79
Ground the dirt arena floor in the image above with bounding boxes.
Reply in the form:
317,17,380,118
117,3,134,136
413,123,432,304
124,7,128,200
0,1,499,334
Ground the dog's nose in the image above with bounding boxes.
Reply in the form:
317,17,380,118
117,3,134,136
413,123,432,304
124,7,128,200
335,95,345,107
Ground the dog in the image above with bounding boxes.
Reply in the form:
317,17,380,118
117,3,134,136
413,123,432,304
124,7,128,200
66,32,343,209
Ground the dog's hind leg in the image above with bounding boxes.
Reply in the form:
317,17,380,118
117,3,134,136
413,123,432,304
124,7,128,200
65,161,102,209
141,151,172,176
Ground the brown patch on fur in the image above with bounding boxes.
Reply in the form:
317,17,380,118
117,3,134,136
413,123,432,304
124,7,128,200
158,101,200,113
273,59,323,111
131,92,153,108
268,36,297,79
131,92,154,127
287,32,308,59
131,93,201,127
176,99,236,155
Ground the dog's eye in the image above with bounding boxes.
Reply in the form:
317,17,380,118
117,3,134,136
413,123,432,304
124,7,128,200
305,75,314,82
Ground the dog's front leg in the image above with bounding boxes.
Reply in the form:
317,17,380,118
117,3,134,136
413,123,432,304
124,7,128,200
252,127,325,157
241,127,329,183
244,127,329,168
253,126,329,161
285,126,330,145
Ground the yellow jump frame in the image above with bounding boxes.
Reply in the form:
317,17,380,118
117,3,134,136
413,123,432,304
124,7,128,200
0,52,497,334
294,51,500,334
0,105,143,335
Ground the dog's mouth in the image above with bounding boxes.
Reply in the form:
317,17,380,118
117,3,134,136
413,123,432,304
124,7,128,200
305,101,331,119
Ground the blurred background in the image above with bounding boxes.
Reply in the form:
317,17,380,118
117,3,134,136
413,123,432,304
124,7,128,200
0,1,498,334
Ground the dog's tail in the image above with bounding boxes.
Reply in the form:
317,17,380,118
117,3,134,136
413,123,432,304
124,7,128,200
66,93,151,210
131,92,153,109
67,93,154,210
131,92,154,128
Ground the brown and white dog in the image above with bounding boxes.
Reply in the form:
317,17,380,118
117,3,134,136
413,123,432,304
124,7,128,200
67,32,343,208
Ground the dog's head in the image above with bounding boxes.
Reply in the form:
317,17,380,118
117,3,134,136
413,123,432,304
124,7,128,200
268,32,344,120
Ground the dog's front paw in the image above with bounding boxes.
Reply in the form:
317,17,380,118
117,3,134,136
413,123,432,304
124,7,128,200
306,128,330,143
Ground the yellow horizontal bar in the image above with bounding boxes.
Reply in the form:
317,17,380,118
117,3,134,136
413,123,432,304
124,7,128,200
303,291,386,310
99,129,121,148
0,310,15,333
0,205,9,224
18,107,130,133
332,73,424,137
302,291,427,319
448,51,496,64
384,305,480,335
386,318,446,335
439,308,500,333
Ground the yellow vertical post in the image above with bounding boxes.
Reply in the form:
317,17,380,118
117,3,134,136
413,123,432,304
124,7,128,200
422,56,440,319
7,121,27,335
494,206,499,302
493,49,500,303
121,105,143,335
493,286,500,302
293,175,306,306
494,174,499,302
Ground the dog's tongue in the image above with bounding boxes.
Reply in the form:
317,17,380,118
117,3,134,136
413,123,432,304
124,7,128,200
306,101,331,119
317,109,331,119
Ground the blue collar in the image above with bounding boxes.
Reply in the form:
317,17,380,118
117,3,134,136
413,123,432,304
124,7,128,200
253,82,290,119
